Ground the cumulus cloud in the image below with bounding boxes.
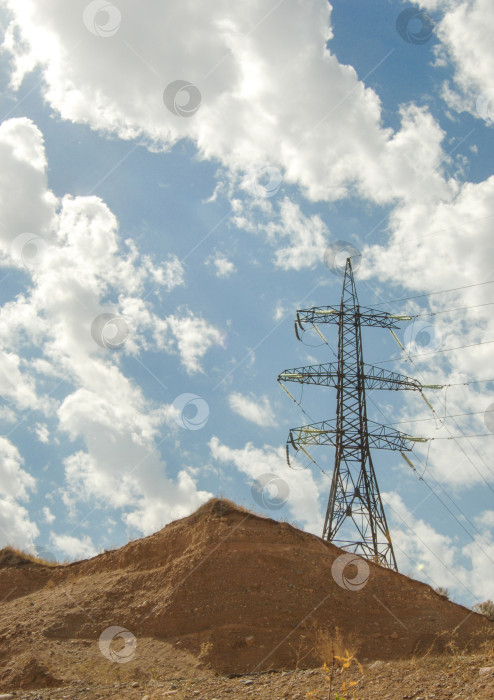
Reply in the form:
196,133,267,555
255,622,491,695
0,437,38,548
0,436,35,500
162,313,225,374
228,391,276,427
0,498,39,550
42,505,55,524
50,532,98,560
209,436,322,532
358,174,494,489
35,423,50,443
418,0,494,122
0,1,455,207
207,252,236,278
385,491,494,602
232,197,330,270
0,117,221,538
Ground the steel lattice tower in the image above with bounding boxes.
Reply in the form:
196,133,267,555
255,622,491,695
278,258,431,570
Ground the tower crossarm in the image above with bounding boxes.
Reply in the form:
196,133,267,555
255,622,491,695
289,419,419,452
359,365,423,391
278,363,423,392
278,362,339,388
296,306,411,330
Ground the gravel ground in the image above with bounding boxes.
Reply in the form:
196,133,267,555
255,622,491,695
3,652,494,700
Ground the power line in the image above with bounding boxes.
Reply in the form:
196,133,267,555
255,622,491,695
412,213,494,241
373,338,494,364
412,301,494,318
385,499,485,600
425,434,493,439
387,335,494,494
371,280,494,307
390,409,493,425
400,452,494,570
446,378,494,386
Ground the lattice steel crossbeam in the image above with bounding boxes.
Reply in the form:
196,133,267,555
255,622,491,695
279,363,423,391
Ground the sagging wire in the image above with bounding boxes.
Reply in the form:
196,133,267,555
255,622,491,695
311,323,338,360
278,381,315,424
390,326,451,427
389,325,494,492
400,450,494,568
422,441,431,478
286,438,332,478
295,313,338,358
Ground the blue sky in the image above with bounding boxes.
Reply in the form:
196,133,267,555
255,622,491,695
0,0,493,608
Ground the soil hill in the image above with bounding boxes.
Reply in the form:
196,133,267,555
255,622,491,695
0,498,492,694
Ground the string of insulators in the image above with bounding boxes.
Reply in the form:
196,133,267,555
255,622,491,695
401,451,419,474
298,445,315,462
389,329,404,349
289,431,298,451
278,381,315,425
401,451,415,469
312,323,329,344
421,392,435,411
278,381,298,402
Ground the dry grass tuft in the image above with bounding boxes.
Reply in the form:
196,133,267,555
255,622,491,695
304,626,364,699
0,546,60,568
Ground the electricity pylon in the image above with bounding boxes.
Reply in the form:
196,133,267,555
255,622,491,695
278,258,431,570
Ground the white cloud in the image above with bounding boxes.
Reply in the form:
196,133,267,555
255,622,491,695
233,197,330,270
228,391,276,427
0,498,39,550
2,0,487,289
357,174,494,490
208,252,236,278
0,117,222,535
42,506,55,524
418,0,494,122
50,532,98,560
477,510,494,528
0,437,38,549
35,422,50,443
164,313,225,374
209,436,322,532
385,491,494,602
273,303,286,321
0,0,454,208
123,470,213,534
0,436,35,500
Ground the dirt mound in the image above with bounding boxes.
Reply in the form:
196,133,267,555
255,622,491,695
0,498,492,692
